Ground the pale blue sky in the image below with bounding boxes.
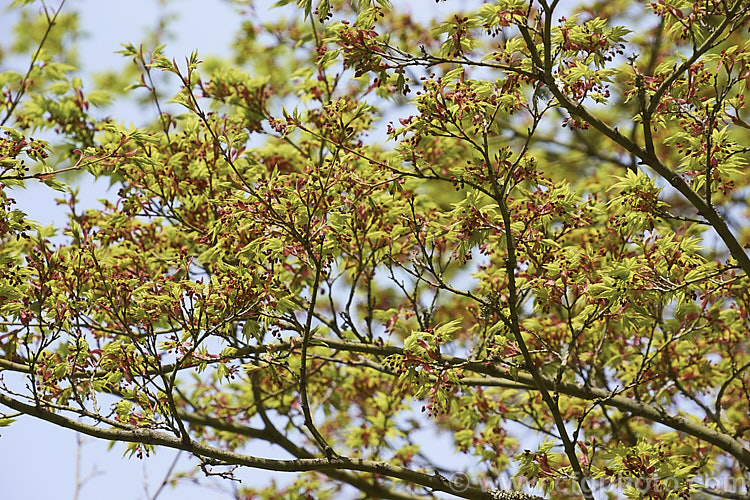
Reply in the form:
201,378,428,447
0,2,281,499
0,1,567,498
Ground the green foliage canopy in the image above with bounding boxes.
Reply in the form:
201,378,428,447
2,0,750,498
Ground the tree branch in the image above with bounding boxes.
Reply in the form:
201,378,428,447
0,392,502,500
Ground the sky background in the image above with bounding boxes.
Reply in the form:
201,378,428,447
0,1,570,498
0,1,286,499
0,1,477,499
